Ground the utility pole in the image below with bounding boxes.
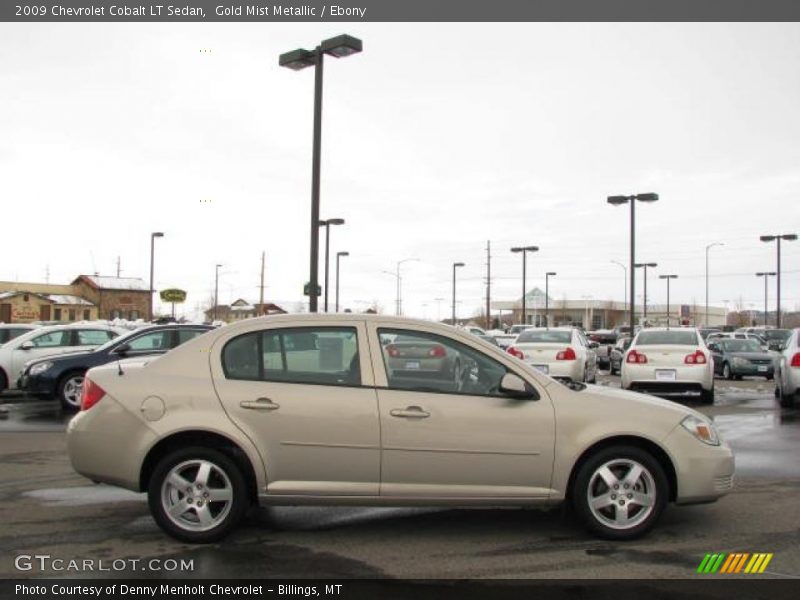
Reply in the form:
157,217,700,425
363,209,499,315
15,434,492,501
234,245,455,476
116,256,121,278
485,240,491,330
259,251,265,316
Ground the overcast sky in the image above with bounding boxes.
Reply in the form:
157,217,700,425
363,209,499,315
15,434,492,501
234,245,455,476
1,22,798,321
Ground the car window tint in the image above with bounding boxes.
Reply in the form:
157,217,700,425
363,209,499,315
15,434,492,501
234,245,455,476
636,331,698,345
516,330,571,344
31,331,71,347
78,330,115,346
127,331,171,351
223,327,360,386
177,329,206,345
722,340,761,353
378,328,508,397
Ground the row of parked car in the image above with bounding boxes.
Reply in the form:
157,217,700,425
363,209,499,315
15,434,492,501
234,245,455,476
0,321,212,408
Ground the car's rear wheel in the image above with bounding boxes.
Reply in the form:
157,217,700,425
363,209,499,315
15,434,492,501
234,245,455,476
148,447,248,543
58,372,85,410
722,363,732,380
701,384,715,405
777,376,795,409
0,370,7,393
572,446,668,540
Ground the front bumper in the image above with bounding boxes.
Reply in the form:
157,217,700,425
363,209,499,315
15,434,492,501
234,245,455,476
663,424,735,504
18,372,57,396
730,363,774,377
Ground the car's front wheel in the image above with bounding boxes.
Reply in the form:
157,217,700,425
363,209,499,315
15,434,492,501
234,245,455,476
148,447,249,543
722,363,732,380
58,372,85,410
572,446,668,540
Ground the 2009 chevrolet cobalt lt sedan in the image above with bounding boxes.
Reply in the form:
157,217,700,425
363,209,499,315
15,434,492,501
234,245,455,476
67,315,734,543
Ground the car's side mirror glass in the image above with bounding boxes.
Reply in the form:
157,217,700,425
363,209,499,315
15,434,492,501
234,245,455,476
588,341,599,349
499,373,538,400
20,341,34,350
707,343,718,352
113,343,131,355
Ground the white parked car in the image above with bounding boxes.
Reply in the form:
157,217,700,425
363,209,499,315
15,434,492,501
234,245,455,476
0,323,38,348
506,327,598,383
67,314,733,543
621,328,714,404
486,329,517,349
775,328,800,408
0,323,124,393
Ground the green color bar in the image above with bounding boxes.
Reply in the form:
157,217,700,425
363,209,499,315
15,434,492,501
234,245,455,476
697,554,712,573
710,553,726,573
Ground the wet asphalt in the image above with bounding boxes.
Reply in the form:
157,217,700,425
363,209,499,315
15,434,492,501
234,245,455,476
1,375,799,580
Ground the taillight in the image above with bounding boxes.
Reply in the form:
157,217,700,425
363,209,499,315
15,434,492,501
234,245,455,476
790,353,800,368
556,347,577,361
685,350,707,365
386,344,400,358
507,346,525,359
80,378,106,411
428,345,446,358
626,350,648,364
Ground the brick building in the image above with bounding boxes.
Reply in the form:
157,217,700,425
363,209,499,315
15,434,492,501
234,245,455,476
204,299,287,323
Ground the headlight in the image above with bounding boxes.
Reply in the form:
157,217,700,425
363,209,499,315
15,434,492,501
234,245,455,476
681,415,721,446
28,362,53,376
732,357,749,366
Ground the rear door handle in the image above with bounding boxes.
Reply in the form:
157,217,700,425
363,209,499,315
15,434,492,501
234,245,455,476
240,397,280,411
390,406,430,419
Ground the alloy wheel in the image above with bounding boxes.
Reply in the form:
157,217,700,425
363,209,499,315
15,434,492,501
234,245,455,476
161,459,234,532
586,458,656,530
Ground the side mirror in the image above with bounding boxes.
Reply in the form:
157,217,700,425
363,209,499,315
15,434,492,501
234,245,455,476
20,341,34,350
707,343,718,352
588,341,600,349
499,373,538,400
113,343,131,355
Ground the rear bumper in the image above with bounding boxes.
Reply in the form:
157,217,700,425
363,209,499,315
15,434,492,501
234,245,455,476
623,363,713,392
523,360,581,381
628,381,706,397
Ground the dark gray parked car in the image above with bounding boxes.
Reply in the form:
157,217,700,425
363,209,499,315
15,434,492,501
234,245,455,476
707,338,774,380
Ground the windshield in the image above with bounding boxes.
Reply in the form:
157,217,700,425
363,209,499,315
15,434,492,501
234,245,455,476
721,339,762,353
636,331,698,346
516,330,572,344
762,329,791,342
509,325,531,334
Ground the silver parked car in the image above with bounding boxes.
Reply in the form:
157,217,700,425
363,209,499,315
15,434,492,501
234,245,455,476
67,315,734,543
775,328,800,408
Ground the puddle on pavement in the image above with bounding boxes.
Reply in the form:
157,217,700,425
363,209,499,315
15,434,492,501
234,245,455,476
0,400,72,431
24,486,144,506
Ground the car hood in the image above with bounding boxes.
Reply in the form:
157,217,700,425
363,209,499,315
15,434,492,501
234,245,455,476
579,382,702,420
25,349,96,367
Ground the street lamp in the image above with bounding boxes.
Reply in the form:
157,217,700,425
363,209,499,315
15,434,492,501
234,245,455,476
634,262,658,324
510,246,539,325
755,272,776,327
705,242,724,328
545,272,556,328
213,263,223,322
607,192,659,331
659,274,678,328
149,232,164,321
760,234,797,328
452,262,465,325
318,218,345,312
279,34,363,313
610,260,627,321
335,251,349,313
385,258,419,316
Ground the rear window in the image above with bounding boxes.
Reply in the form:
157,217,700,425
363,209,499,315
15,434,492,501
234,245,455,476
636,331,698,346
516,330,571,344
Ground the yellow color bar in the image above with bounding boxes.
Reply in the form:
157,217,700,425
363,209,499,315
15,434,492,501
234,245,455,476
744,554,760,573
758,554,774,573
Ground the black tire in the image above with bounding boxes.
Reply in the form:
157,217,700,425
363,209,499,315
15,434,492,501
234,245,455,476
58,371,86,410
722,363,732,380
0,370,7,393
701,385,715,405
777,377,795,409
766,374,774,381
572,445,668,540
148,446,249,543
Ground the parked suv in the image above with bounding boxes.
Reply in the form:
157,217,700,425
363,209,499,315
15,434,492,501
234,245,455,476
20,324,213,409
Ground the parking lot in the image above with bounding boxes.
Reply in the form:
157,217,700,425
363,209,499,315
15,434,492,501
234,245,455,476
1,373,798,580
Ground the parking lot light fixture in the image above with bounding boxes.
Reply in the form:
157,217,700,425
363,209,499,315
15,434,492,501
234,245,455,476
279,34,363,313
760,234,797,328
607,192,659,331
755,272,777,327
610,260,627,321
511,246,539,325
705,242,724,328
213,264,223,322
658,274,678,328
452,262,465,325
149,232,164,321
634,262,658,323
545,272,556,328
319,218,345,312
389,258,420,316
335,251,349,313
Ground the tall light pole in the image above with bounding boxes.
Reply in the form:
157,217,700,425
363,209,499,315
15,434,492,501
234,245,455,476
280,34,362,313
545,272,556,328
510,246,539,325
149,232,164,321
213,263,223,322
634,262,658,324
659,274,678,328
318,218,345,312
760,234,797,328
335,251,349,313
387,258,419,316
452,262,465,325
610,260,627,323
705,242,724,328
756,272,776,327
607,193,659,331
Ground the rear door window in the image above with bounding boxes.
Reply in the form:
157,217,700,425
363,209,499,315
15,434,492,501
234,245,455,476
77,330,116,346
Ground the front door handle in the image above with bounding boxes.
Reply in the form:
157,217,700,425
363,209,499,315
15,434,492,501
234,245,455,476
390,406,430,419
240,397,280,411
